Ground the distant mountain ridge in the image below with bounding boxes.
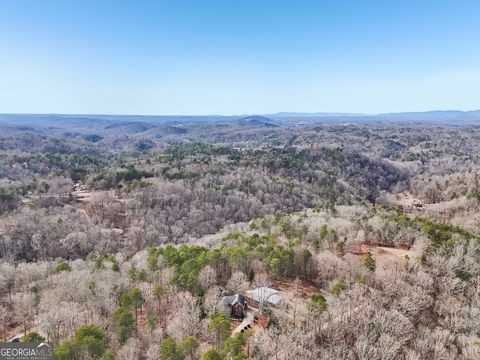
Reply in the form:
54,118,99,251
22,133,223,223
235,115,279,127
1,110,480,131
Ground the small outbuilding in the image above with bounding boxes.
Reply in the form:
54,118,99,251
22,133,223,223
246,286,281,306
222,294,247,318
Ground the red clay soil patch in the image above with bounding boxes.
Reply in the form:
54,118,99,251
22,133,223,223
346,243,369,255
257,316,269,329
348,245,414,272
252,316,269,331
274,279,319,299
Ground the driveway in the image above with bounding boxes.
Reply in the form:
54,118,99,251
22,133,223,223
232,307,257,335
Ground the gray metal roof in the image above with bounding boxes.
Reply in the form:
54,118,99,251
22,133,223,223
222,293,246,306
246,286,281,305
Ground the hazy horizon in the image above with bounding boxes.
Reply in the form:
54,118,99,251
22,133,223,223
1,108,480,118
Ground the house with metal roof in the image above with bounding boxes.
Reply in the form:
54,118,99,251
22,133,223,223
221,293,247,318
246,286,281,306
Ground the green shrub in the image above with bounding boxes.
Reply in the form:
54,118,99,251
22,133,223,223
331,282,347,297
54,260,71,274
21,332,45,343
363,252,376,272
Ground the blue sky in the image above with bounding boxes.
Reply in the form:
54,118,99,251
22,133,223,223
0,0,479,115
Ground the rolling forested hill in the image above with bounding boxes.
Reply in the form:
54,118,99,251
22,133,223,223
0,113,479,359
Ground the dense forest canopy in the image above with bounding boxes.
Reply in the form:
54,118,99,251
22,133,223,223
0,114,479,359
